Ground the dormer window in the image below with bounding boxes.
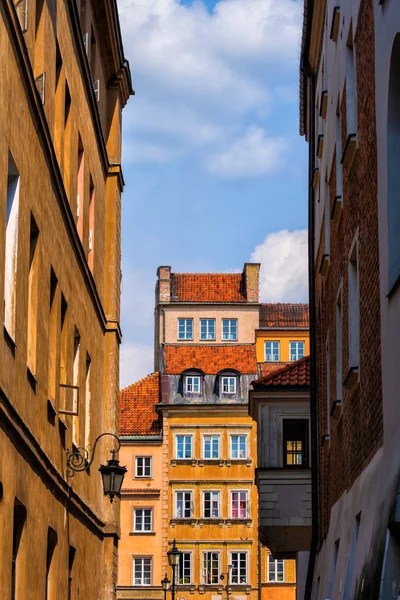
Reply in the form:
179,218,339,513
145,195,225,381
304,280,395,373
222,376,236,394
185,375,200,394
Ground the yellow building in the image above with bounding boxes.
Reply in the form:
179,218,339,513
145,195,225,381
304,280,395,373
255,304,309,374
0,0,131,597
118,266,298,600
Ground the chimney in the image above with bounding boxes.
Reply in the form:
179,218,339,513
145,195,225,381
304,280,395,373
157,266,171,303
243,263,260,303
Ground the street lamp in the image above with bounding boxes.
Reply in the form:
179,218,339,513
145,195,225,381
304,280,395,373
66,432,127,502
167,540,182,600
161,573,171,600
220,564,233,600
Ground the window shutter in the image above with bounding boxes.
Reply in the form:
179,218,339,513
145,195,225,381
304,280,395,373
35,72,46,105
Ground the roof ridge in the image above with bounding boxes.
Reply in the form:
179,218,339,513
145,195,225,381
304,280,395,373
255,355,309,385
120,371,159,393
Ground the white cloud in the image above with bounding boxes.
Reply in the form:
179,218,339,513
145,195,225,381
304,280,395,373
206,125,286,178
118,0,303,165
250,229,308,302
120,342,155,389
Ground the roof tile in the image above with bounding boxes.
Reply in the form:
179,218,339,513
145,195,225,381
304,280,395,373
260,303,309,328
252,356,310,388
119,373,161,436
163,344,257,374
170,273,247,303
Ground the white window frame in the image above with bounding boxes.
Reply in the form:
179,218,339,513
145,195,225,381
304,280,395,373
179,551,192,585
177,318,193,340
268,555,284,583
221,376,237,394
230,434,248,459
202,551,220,585
135,456,152,478
203,434,220,459
133,557,152,586
200,318,215,340
203,490,220,519
222,319,238,341
230,551,248,585
289,341,305,362
175,434,193,459
265,341,280,362
185,375,201,394
133,508,153,532
230,490,249,519
175,490,193,519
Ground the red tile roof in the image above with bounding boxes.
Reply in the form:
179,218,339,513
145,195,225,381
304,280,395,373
252,356,310,388
162,344,257,374
259,303,309,329
120,373,161,436
171,273,247,303
258,362,290,378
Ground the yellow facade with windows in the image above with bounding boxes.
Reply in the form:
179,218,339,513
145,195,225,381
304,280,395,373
256,330,310,364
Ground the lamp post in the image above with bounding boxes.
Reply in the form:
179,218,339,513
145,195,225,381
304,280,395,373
220,564,233,600
161,573,171,600
167,540,182,600
66,432,127,502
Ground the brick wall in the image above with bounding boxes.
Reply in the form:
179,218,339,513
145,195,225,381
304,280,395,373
314,0,383,542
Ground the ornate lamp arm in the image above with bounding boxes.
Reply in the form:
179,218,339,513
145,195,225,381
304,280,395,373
67,432,121,478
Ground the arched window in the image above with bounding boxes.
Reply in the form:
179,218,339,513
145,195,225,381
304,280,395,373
388,34,400,291
181,369,204,398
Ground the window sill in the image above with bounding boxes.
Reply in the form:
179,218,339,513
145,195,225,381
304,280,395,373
341,133,357,170
331,195,343,224
199,459,224,466
171,459,196,466
330,399,342,420
129,531,156,536
343,366,359,392
226,518,252,528
171,518,196,527
135,476,153,480
198,519,224,528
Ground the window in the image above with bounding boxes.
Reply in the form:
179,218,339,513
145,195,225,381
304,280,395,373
283,420,309,468
84,354,91,448
88,178,95,271
289,341,305,361
348,240,359,368
200,319,215,340
178,318,193,340
133,557,152,586
346,34,357,136
72,327,80,446
221,376,236,394
203,491,220,518
203,552,219,584
336,288,343,401
175,491,192,518
230,435,247,459
45,527,58,600
231,491,248,518
230,552,247,584
222,319,237,341
27,214,39,375
265,341,280,362
68,546,76,600
76,137,84,239
185,376,200,394
179,552,192,584
11,501,27,600
135,457,152,478
134,509,152,532
268,555,284,583
5,152,20,340
176,435,192,459
203,435,220,459
388,35,400,290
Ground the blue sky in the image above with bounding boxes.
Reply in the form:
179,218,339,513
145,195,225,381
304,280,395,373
117,0,308,386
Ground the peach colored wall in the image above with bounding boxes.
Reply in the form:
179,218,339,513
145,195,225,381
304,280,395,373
256,330,310,363
161,305,260,344
118,441,164,592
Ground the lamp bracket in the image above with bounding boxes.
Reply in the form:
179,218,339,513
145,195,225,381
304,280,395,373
66,432,121,478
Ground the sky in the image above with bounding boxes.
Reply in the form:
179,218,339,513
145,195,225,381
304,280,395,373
117,0,309,388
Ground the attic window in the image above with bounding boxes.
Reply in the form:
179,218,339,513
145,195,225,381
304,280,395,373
222,376,236,394
185,375,200,394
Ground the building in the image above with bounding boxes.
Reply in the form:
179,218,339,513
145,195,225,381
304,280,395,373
300,0,400,597
0,0,131,597
249,357,311,600
256,304,309,376
118,265,298,599
118,373,163,600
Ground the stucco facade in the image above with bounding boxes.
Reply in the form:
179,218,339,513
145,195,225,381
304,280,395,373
0,0,131,597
